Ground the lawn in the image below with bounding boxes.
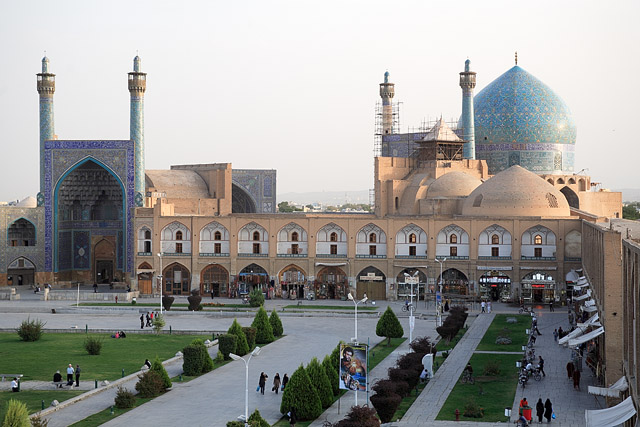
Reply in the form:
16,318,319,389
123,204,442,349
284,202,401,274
0,333,207,381
475,314,530,352
0,390,83,421
436,353,521,422
69,396,153,427
283,305,378,311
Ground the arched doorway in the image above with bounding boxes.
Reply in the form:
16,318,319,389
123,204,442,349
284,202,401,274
232,184,257,213
235,263,268,298
137,262,153,294
479,271,511,301
94,239,116,284
395,268,427,300
163,263,190,295
356,266,386,300
521,271,555,304
7,257,36,287
315,266,347,300
280,265,307,300
560,186,580,209
200,264,229,297
438,268,468,295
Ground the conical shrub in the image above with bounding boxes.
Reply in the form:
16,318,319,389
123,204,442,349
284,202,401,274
228,319,249,356
2,399,30,427
280,365,322,420
306,357,333,408
269,309,284,337
252,306,274,344
151,356,172,389
376,306,404,345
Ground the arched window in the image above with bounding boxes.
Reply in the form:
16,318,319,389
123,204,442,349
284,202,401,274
534,235,542,245
291,231,299,242
253,231,261,241
450,234,458,244
214,231,222,240
330,232,338,242
176,231,183,241
409,233,416,243
144,230,151,239
491,234,500,245
369,233,377,243
8,218,36,247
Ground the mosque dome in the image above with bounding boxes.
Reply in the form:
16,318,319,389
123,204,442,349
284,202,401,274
16,196,37,208
426,172,482,199
145,170,210,199
473,66,576,175
461,165,570,217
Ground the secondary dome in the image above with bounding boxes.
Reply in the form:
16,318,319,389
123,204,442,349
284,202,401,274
426,172,482,199
473,66,576,175
461,165,570,217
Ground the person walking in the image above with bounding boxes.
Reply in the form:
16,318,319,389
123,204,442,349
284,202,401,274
66,364,75,386
282,373,289,390
566,361,574,380
11,378,19,392
481,300,486,313
553,328,558,342
549,300,554,311
140,314,144,329
258,372,268,395
536,398,544,423
75,364,81,387
573,368,581,390
544,398,553,422
273,373,281,394
146,312,151,327
538,356,546,377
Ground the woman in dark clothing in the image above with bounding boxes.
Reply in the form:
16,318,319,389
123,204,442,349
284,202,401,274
536,398,544,423
288,407,297,426
259,372,268,395
273,373,281,394
544,398,553,422
282,373,289,390
566,361,574,379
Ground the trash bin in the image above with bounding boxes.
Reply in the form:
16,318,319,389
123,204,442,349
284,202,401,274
520,406,532,421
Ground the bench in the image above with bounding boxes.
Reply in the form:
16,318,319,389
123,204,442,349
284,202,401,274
0,374,23,382
52,381,74,389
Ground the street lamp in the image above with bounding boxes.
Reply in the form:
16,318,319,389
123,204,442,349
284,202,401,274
157,253,163,315
404,271,419,344
348,292,367,343
435,257,447,326
230,346,261,427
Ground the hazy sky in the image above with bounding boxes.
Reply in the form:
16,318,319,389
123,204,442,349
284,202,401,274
0,0,638,202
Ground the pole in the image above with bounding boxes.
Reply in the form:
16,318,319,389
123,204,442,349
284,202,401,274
76,283,80,307
158,253,163,315
354,302,358,343
244,359,249,427
409,280,414,344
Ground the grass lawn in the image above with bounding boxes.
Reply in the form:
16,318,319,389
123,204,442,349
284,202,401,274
475,314,530,352
0,333,207,381
435,326,467,352
0,390,84,421
436,353,521,422
69,396,153,427
283,305,377,311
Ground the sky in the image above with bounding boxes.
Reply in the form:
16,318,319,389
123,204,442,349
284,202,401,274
0,0,638,202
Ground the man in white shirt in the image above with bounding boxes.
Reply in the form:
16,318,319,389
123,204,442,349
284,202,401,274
11,377,19,392
66,364,75,385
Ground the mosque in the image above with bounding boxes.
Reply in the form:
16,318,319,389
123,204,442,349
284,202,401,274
0,54,621,304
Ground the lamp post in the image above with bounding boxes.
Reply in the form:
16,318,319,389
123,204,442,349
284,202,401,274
348,292,368,343
404,271,419,344
157,253,163,314
435,257,447,327
230,346,261,427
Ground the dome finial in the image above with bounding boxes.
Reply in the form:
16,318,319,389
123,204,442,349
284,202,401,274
384,70,389,83
515,51,518,66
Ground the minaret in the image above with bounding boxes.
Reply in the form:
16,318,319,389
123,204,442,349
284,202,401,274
37,56,55,196
379,71,395,135
459,59,477,159
128,55,147,206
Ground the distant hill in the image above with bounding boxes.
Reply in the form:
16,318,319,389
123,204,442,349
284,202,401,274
278,190,370,206
617,189,640,203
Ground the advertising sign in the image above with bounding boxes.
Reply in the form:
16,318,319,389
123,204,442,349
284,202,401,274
339,343,368,391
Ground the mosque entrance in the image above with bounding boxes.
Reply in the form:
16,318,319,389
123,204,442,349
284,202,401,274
7,257,36,287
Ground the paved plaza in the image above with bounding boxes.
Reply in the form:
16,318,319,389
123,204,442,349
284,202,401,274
0,290,605,426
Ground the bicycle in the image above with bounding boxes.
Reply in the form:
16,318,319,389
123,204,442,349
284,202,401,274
401,304,415,313
460,370,475,384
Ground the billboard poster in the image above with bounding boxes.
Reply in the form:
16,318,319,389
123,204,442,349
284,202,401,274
339,343,368,391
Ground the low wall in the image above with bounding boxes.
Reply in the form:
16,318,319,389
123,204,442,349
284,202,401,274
45,291,139,302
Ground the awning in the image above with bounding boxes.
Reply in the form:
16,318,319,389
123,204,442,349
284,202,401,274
573,281,590,289
584,299,596,307
559,327,586,346
569,326,604,347
588,376,629,398
315,262,347,267
577,313,599,327
585,396,636,427
137,269,155,274
582,305,598,313
574,290,592,301
566,270,580,283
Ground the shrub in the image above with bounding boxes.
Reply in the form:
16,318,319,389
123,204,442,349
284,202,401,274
306,357,333,409
162,296,175,311
249,288,265,307
187,290,202,311
84,336,103,355
2,399,30,427
280,365,323,420
409,336,436,355
151,356,172,389
242,327,257,350
463,399,484,418
388,367,419,390
214,350,224,364
436,324,458,342
324,342,342,396
135,370,165,398
182,344,205,376
376,307,404,346
269,309,284,337
114,386,136,409
370,392,402,423
334,405,380,427
17,317,45,342
372,379,409,398
218,334,238,360
251,306,274,344
396,352,424,372
227,319,249,356
130,299,137,305
153,314,166,333
30,414,49,427
247,409,270,427
483,360,501,376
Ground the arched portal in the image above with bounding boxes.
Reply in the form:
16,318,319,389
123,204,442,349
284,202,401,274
236,263,268,297
55,158,125,283
560,186,580,209
279,265,307,300
162,263,190,295
521,271,556,303
478,271,511,301
137,262,153,294
200,264,229,297
7,257,36,287
232,184,257,213
396,268,427,300
356,266,386,300
315,266,347,300
437,268,469,295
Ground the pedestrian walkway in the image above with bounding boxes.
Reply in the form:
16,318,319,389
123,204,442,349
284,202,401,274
399,312,495,425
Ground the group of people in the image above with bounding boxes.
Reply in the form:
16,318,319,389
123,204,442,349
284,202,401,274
480,300,493,313
53,364,81,388
518,397,554,424
567,361,581,390
111,330,127,338
257,372,289,395
140,311,159,329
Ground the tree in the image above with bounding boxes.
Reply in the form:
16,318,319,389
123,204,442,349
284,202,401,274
227,319,249,356
249,288,265,307
280,365,323,421
323,342,342,395
252,306,274,344
1,399,30,427
151,356,172,389
334,405,380,427
306,357,334,408
376,306,404,345
278,201,302,212
269,309,284,337
623,204,640,220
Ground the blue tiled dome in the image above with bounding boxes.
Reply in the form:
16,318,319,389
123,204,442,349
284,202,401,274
473,66,576,174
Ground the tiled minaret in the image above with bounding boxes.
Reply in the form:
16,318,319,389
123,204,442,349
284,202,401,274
37,56,55,200
459,59,477,159
128,55,146,206
380,71,395,135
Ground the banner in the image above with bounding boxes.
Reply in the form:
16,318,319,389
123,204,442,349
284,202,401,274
339,343,368,391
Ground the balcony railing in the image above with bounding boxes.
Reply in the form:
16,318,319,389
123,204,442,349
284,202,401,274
436,256,469,260
238,253,269,257
137,252,152,257
521,256,556,261
161,252,191,257
564,257,582,262
277,253,307,258
199,253,230,257
395,255,428,259
477,256,512,260
356,254,387,259
315,254,347,258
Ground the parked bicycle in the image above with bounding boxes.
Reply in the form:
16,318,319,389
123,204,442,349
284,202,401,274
460,370,475,384
519,305,533,314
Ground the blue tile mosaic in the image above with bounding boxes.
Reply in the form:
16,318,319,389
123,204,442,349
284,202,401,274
73,230,90,270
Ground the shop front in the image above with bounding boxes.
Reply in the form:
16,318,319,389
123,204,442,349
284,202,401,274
521,271,555,303
200,264,229,297
479,271,512,302
280,265,306,299
235,263,269,298
438,268,469,295
356,267,386,300
314,265,347,300
395,268,427,301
